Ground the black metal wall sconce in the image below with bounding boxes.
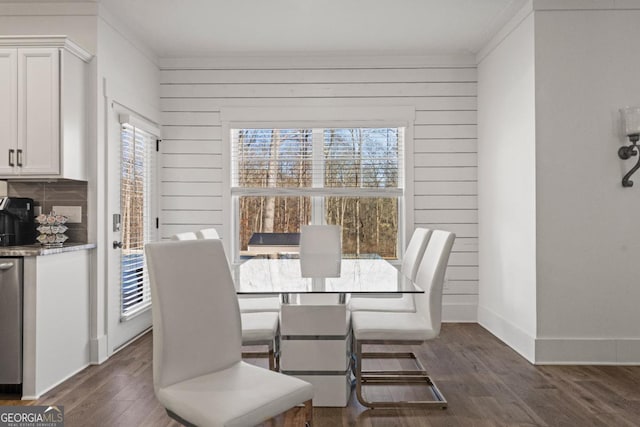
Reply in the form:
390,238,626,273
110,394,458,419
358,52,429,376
619,107,640,187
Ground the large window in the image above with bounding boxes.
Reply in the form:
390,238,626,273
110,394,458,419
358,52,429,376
231,127,403,260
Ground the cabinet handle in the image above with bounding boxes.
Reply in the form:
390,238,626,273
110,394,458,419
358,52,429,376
8,149,14,167
0,262,14,270
16,149,22,167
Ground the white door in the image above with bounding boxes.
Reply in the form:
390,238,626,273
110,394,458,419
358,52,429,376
107,106,158,353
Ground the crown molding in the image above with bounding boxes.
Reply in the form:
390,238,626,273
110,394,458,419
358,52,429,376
0,35,93,62
476,0,534,64
533,0,640,10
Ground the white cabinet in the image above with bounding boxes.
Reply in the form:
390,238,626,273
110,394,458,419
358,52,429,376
22,249,92,399
0,37,92,180
0,50,17,176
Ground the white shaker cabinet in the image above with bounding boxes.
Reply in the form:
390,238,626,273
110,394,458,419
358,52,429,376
0,37,92,180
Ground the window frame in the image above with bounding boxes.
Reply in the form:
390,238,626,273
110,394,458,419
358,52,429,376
224,115,414,264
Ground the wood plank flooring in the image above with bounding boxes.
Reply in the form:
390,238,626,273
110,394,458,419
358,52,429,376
2,324,639,426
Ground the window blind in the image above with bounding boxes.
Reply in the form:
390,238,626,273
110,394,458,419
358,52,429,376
231,127,403,196
120,123,155,320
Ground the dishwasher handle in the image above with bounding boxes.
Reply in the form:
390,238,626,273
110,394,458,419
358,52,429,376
0,262,15,270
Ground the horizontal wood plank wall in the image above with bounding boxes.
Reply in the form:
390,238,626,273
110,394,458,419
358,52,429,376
159,61,478,321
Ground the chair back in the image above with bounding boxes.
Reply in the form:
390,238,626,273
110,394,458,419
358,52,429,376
171,232,197,241
145,239,242,391
413,230,455,335
196,228,220,240
401,228,432,282
299,224,341,277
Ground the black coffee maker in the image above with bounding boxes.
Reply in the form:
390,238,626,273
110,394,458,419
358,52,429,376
0,197,36,246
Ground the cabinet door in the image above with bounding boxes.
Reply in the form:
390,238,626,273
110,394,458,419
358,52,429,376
0,49,17,175
17,48,60,175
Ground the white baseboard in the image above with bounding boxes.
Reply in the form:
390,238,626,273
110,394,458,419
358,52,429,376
21,363,90,401
442,302,477,323
90,335,109,364
535,337,640,365
477,305,535,363
478,306,640,365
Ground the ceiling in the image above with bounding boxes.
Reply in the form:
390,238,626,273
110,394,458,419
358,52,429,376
5,0,529,57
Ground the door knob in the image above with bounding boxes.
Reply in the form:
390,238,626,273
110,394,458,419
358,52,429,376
113,241,123,249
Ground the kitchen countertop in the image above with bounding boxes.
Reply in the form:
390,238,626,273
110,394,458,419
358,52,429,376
0,243,96,256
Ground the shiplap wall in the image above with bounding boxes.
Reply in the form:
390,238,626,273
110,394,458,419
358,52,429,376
159,58,478,321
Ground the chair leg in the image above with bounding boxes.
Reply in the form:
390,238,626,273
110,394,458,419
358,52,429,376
268,349,275,371
303,399,313,427
241,341,278,371
275,332,281,371
166,409,197,427
354,339,447,409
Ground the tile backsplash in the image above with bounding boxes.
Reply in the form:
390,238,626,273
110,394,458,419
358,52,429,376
8,181,88,243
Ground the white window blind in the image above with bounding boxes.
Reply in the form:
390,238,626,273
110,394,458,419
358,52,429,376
120,123,155,320
324,128,402,189
231,128,403,196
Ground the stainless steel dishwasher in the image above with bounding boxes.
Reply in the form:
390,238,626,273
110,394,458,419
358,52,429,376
0,258,23,385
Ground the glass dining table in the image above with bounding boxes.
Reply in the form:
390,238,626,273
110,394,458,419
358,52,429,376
232,255,423,407
233,255,424,301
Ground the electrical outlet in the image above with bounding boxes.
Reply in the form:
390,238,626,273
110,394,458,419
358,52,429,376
52,206,82,223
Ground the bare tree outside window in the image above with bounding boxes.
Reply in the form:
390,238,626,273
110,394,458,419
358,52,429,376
233,127,401,259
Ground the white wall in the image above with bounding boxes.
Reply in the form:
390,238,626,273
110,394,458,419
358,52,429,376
534,10,640,363
94,9,160,357
477,13,537,362
159,56,479,321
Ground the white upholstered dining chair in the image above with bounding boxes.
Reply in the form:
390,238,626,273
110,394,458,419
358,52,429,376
145,239,313,426
299,224,341,278
351,229,455,409
170,231,198,241
192,227,280,313
196,227,220,239
195,227,281,370
349,227,432,313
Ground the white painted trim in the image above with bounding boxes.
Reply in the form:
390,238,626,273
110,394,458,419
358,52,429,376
478,305,536,363
533,0,640,10
442,303,477,323
403,125,415,256
220,106,416,124
89,334,108,365
220,120,233,259
21,363,91,401
535,337,640,365
159,54,477,70
477,0,640,63
0,2,97,16
0,36,93,62
118,113,162,137
222,110,414,262
476,1,534,63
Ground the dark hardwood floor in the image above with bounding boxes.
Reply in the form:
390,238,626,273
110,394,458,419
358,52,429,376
2,324,640,426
